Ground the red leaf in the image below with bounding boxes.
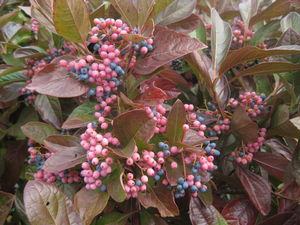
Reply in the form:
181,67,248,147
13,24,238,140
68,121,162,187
44,135,81,153
27,56,90,97
253,152,289,180
264,139,293,160
166,13,200,33
134,26,206,75
138,185,179,217
222,197,258,225
258,213,293,225
235,164,271,216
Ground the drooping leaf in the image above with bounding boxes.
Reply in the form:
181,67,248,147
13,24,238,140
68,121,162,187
154,0,197,26
27,56,90,98
221,197,258,225
281,12,300,34
24,180,82,225
134,26,207,75
138,184,179,217
0,191,15,225
74,188,109,225
13,46,47,59
235,164,271,216
219,45,300,75
35,95,63,129
166,99,186,145
113,109,156,150
253,152,289,181
44,135,81,153
53,0,91,42
290,140,300,185
231,106,259,144
166,13,200,33
264,138,293,160
43,146,86,173
21,121,59,144
165,157,184,186
211,8,232,72
189,197,228,225
106,164,126,202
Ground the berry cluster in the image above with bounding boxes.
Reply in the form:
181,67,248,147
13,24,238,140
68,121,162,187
231,18,255,48
30,18,39,34
18,85,36,104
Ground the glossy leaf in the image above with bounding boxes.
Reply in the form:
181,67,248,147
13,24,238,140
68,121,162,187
43,146,86,173
281,12,300,34
0,191,15,225
27,56,90,98
189,197,228,225
106,165,126,202
154,0,197,26
35,95,63,129
21,121,59,144
219,45,300,75
222,197,258,225
253,152,289,180
134,26,207,75
231,106,259,144
113,109,156,149
138,184,179,217
24,180,82,225
44,135,81,153
53,0,91,42
235,164,271,216
13,46,47,59
166,99,185,145
211,8,232,72
74,188,109,225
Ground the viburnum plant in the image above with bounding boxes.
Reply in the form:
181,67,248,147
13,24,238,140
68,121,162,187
1,0,300,225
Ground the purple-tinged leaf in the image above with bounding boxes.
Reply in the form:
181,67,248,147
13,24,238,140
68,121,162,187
235,164,271,216
221,197,258,225
44,135,81,153
0,191,15,225
166,13,200,33
24,180,82,225
74,188,109,225
258,213,293,225
13,46,47,59
264,139,293,160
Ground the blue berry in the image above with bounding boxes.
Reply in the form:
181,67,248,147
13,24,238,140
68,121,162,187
197,116,205,122
194,175,201,181
89,89,96,96
158,142,164,148
157,169,164,176
190,185,198,193
177,177,184,184
182,182,189,189
154,175,160,181
100,184,107,192
176,184,183,190
200,186,207,192
136,180,142,186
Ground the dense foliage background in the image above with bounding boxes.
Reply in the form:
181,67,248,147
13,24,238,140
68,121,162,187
1,0,300,224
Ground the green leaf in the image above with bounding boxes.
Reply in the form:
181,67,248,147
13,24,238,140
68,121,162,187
150,0,175,19
96,211,131,225
190,18,207,44
231,106,259,144
35,95,63,129
239,0,260,28
13,46,47,59
165,158,184,186
106,164,126,202
0,10,18,28
68,102,98,118
21,121,59,144
166,99,186,145
281,12,300,34
211,8,232,72
53,0,91,42
154,0,197,26
74,188,109,225
24,181,82,225
0,72,28,86
0,66,24,77
219,45,300,75
0,191,15,225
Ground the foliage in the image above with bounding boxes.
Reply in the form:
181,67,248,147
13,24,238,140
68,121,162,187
1,0,300,225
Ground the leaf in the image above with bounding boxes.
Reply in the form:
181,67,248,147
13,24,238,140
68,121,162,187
0,65,24,77
150,0,175,19
44,135,81,153
264,138,293,160
189,197,228,225
138,184,179,217
0,191,15,225
258,213,294,225
239,0,260,28
35,95,63,129
166,99,185,145
221,197,258,225
0,82,25,103
166,13,200,33
106,164,126,202
290,140,300,185
13,46,47,59
134,26,207,75
165,158,184,186
0,10,18,28
235,164,271,216
189,18,207,44
43,146,86,173
27,56,90,98
24,180,82,225
281,12,300,34
154,0,197,26
53,0,91,42
0,72,28,86
219,45,300,75
62,114,97,129
113,109,156,149
249,0,291,27
21,121,59,144
74,188,109,225
140,209,168,225
95,211,131,225
253,152,289,181
211,8,232,72
231,106,259,144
